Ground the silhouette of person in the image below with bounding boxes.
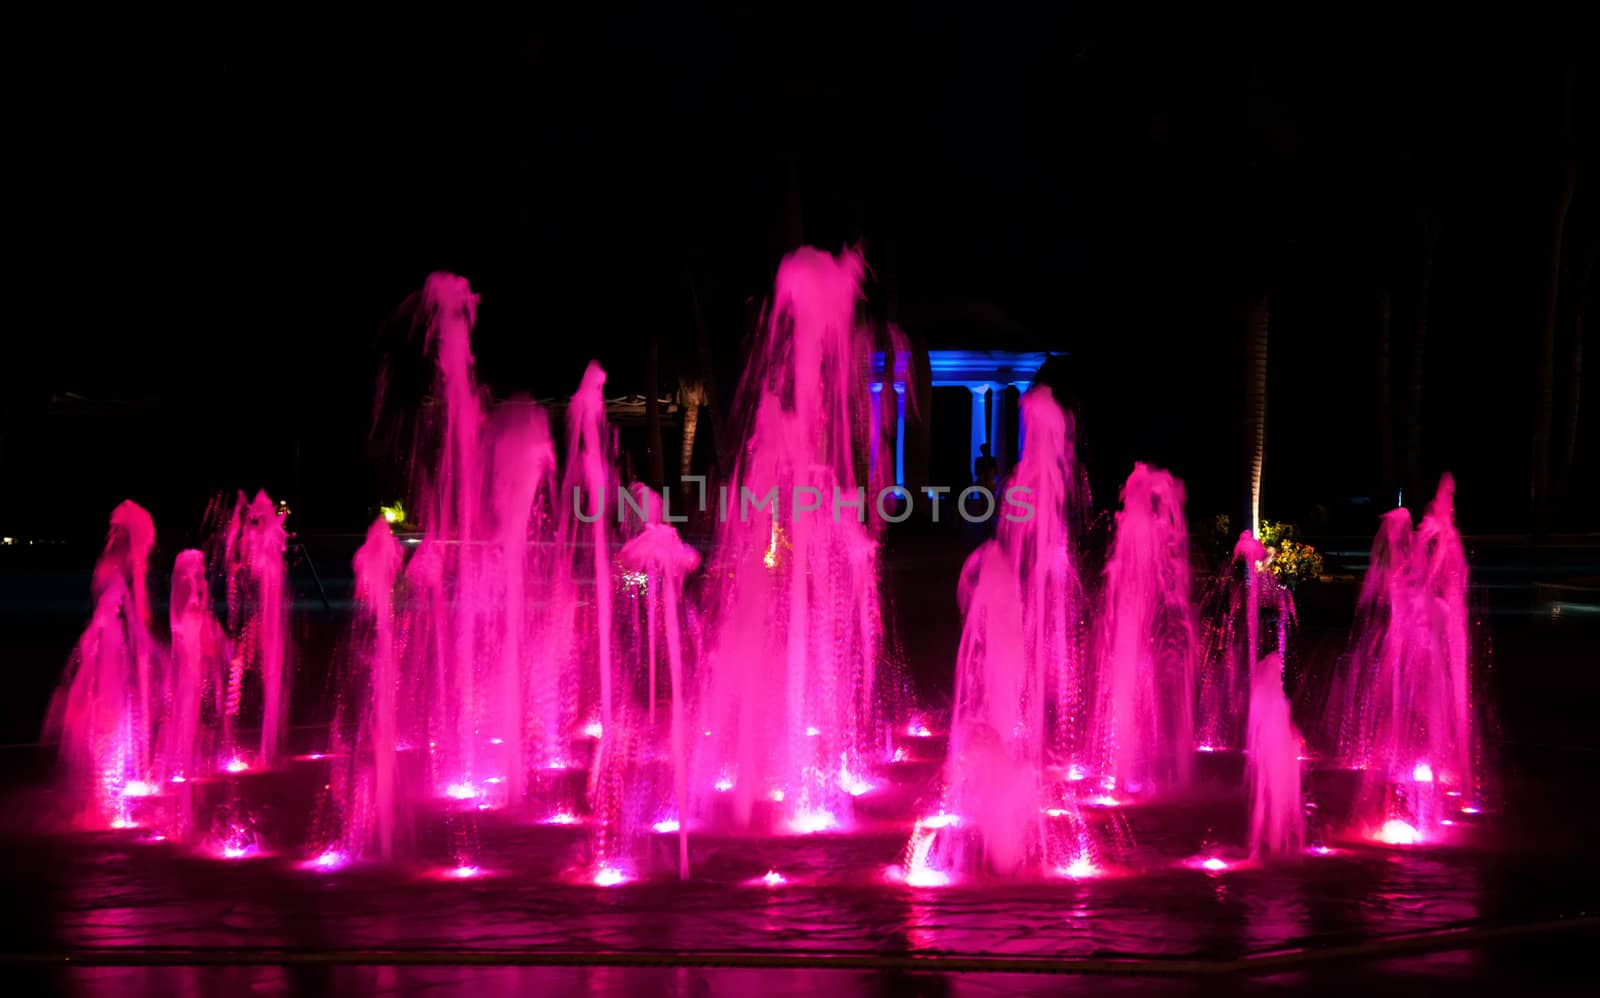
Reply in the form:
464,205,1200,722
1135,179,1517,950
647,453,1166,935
973,443,998,492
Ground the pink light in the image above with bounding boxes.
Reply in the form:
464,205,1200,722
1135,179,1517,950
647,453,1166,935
769,788,785,802
917,812,960,830
593,865,629,887
892,747,910,763
306,850,349,872
445,782,479,800
760,870,787,887
220,840,257,860
1309,845,1336,856
652,819,680,833
1045,807,1070,817
543,812,578,825
714,777,734,792
1412,762,1434,783
120,780,159,798
1460,805,1481,815
805,726,821,737
839,767,873,797
904,867,951,887
1067,764,1088,782
788,809,838,834
583,721,604,739
483,777,504,785
110,817,135,830
447,865,481,879
1201,857,1229,873
224,757,249,774
1088,795,1120,808
1197,744,1217,753
489,737,504,745
1376,819,1422,845
907,722,933,738
1057,858,1100,879
170,775,187,784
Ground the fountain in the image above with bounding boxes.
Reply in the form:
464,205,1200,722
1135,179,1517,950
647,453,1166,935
911,386,1094,881
1247,652,1305,857
31,251,1493,940
1327,474,1476,843
694,246,886,834
1089,463,1197,797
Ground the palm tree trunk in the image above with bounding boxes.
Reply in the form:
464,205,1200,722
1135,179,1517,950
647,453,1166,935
1534,68,1577,530
644,336,664,492
679,398,700,480
1245,294,1269,537
1561,249,1595,503
1377,290,1396,505
1406,222,1438,506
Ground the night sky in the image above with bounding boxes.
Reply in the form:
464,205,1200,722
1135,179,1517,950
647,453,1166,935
5,14,1595,539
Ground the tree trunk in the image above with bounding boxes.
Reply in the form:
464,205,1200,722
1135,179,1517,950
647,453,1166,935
1561,248,1595,505
1377,290,1396,506
644,336,664,493
687,270,723,478
679,400,700,481
1534,68,1576,530
1406,222,1438,507
1245,294,1269,537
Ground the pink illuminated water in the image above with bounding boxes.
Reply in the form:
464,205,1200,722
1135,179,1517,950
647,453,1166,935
220,491,292,767
1329,474,1476,842
36,259,1492,902
1090,463,1197,796
1246,653,1304,857
695,247,888,833
911,387,1092,881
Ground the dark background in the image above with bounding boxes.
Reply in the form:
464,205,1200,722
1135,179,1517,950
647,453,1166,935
4,12,1596,540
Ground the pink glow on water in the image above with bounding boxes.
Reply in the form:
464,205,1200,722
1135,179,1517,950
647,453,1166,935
1057,857,1101,879
1067,764,1088,782
1412,762,1435,783
1197,744,1217,753
306,851,350,872
444,783,479,801
1460,805,1481,815
714,777,734,793
788,810,839,834
902,867,952,888
1200,857,1229,873
593,866,629,887
543,812,578,825
120,780,158,798
652,819,680,834
1087,795,1121,808
224,757,249,774
907,721,933,738
758,870,787,887
769,789,785,802
489,738,504,746
445,866,481,880
583,721,604,740
169,775,186,784
1376,819,1422,846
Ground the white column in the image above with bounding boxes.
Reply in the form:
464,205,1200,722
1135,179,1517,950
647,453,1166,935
989,381,1006,470
968,385,988,480
1013,381,1031,460
893,383,906,488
